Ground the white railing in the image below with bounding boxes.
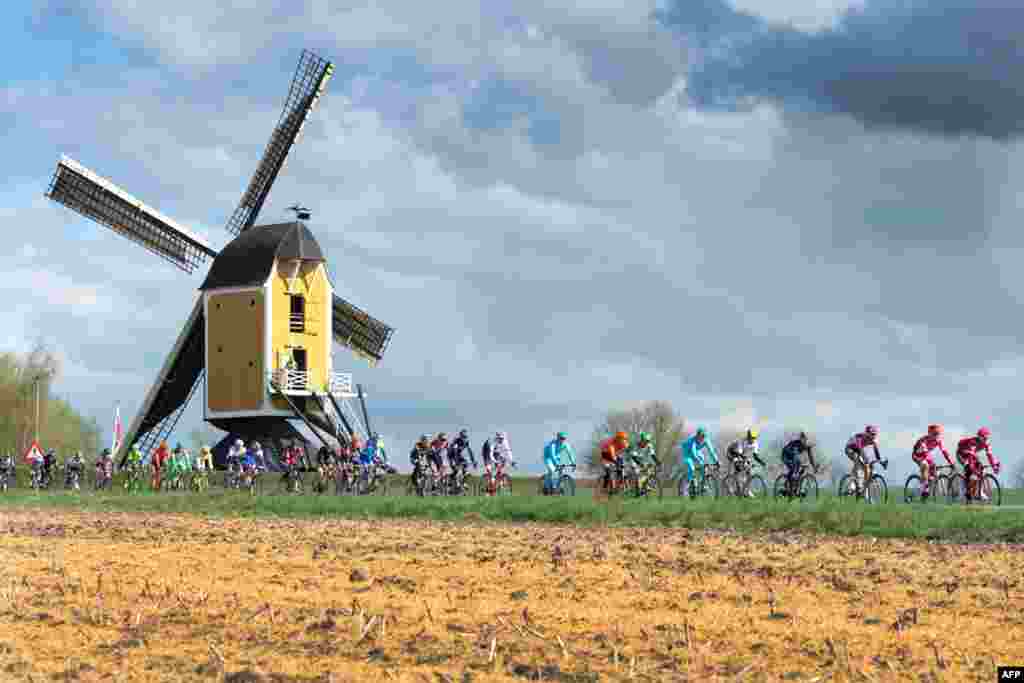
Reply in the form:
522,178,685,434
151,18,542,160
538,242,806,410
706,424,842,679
270,368,310,394
329,372,353,396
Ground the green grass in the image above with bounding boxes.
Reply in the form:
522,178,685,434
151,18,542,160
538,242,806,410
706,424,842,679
3,481,1024,543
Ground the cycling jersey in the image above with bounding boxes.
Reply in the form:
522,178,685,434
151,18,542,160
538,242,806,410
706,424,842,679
846,432,877,452
448,436,476,468
727,438,759,459
600,438,627,465
956,436,999,475
912,435,953,466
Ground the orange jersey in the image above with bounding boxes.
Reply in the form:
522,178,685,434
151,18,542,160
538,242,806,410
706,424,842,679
600,438,626,463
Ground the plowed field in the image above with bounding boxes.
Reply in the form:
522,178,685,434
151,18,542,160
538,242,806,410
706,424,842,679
0,509,1021,681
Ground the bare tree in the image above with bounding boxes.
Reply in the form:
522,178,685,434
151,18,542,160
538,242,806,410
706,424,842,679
584,401,686,475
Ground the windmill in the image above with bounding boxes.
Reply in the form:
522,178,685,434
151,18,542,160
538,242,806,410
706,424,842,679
45,50,394,467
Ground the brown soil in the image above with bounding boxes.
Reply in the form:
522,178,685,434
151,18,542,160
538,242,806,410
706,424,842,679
0,510,1022,681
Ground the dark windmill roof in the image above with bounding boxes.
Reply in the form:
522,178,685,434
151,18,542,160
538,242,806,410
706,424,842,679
199,221,325,291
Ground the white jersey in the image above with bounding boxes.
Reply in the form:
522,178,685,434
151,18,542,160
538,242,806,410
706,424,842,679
727,438,759,459
227,445,245,462
493,437,512,463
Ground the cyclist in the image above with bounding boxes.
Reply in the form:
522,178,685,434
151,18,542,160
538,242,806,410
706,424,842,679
96,448,114,488
409,435,432,490
543,432,577,494
726,429,765,496
844,425,884,498
65,451,84,489
151,441,170,490
242,441,264,473
676,427,718,495
280,446,301,488
429,433,449,478
627,432,659,483
123,444,143,483
912,424,954,500
316,445,334,475
0,452,12,483
449,429,477,471
781,431,818,495
43,449,57,486
956,427,1001,502
599,431,630,492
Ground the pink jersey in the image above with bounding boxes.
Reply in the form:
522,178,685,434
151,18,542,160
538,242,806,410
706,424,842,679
913,435,951,463
957,437,996,466
846,432,876,451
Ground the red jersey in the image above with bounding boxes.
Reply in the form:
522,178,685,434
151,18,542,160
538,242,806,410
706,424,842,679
957,436,996,466
913,435,951,463
153,446,170,469
600,438,626,462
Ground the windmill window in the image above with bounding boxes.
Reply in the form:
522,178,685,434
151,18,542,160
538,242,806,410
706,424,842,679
251,298,256,306
289,295,306,332
217,346,223,353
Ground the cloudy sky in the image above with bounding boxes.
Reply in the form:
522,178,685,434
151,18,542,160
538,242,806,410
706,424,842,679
4,0,1024,478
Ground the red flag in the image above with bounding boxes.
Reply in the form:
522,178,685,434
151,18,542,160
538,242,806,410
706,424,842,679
112,404,123,453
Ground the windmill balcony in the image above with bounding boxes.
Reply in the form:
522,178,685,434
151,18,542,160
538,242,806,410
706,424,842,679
269,368,354,397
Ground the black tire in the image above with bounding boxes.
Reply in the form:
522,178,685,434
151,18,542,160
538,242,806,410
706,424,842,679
720,474,738,498
796,474,818,501
979,474,1002,507
748,475,767,499
773,474,790,500
558,475,576,497
837,474,854,499
498,474,512,496
947,474,966,504
903,475,927,504
867,474,888,504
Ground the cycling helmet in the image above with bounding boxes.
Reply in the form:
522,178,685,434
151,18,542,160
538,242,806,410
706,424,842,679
496,432,506,441
978,427,991,441
797,431,809,442
928,424,943,437
436,432,447,441
250,441,261,449
746,429,759,440
419,434,430,443
234,438,244,448
638,432,650,442
865,425,879,437
556,431,568,440
101,448,111,456
614,431,628,441
459,429,468,438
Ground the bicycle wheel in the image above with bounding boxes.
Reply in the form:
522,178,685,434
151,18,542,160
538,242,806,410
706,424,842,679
903,475,927,503
867,475,887,504
947,474,966,504
698,476,719,499
498,474,512,496
979,474,1001,507
796,475,818,501
558,475,576,497
773,474,790,500
837,474,854,499
748,475,767,498
933,474,950,501
720,474,737,498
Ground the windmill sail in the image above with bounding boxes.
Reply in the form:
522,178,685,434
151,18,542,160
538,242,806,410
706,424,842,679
46,156,217,274
224,50,334,236
332,293,394,366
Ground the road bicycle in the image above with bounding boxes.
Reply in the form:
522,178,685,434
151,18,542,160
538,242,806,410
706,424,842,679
678,462,721,499
773,463,819,501
903,463,955,504
243,467,263,496
948,462,1002,507
480,460,513,496
539,463,576,496
838,458,888,504
600,458,629,496
629,462,660,498
721,458,767,499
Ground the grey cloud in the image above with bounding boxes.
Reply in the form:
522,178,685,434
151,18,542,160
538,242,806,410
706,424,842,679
661,0,1024,140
